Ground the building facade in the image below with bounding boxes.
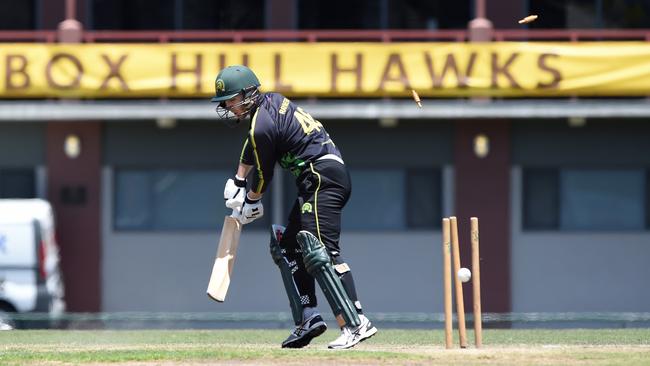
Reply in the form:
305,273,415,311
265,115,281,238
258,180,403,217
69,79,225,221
0,0,649,318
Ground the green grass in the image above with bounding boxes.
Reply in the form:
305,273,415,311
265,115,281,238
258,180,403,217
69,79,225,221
1,329,650,365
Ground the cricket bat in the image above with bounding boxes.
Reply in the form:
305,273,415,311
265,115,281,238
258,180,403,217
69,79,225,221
207,211,242,302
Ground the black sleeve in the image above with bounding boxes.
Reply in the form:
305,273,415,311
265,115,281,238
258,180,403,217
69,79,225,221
239,137,254,166
248,109,276,194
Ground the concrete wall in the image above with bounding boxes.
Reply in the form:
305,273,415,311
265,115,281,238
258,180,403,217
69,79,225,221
510,119,650,312
4,118,646,314
100,119,454,313
510,167,650,312
101,167,450,313
99,118,650,314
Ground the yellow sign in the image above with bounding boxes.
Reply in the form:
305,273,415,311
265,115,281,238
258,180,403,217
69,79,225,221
1,42,650,98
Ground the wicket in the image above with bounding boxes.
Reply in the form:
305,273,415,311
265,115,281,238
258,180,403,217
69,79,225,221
442,216,482,349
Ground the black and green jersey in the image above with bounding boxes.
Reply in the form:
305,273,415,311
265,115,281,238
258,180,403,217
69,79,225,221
240,92,342,194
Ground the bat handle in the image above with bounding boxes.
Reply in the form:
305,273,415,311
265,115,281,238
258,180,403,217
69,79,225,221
230,207,242,220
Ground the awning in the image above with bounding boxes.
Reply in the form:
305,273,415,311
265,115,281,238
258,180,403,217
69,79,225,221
1,99,649,121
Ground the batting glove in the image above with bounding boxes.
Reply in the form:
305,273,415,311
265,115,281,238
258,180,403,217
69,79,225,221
239,195,264,225
224,176,246,209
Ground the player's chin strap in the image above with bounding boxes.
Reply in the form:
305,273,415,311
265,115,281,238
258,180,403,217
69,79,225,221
216,87,261,128
297,230,361,328
269,224,304,325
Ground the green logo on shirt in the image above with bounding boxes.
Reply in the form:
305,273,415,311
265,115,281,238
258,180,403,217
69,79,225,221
280,152,306,177
301,202,313,214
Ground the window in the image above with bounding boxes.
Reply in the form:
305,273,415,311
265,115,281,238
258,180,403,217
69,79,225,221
0,0,35,30
298,0,470,30
523,169,559,230
561,170,645,230
181,0,264,29
114,169,270,230
600,0,650,28
92,0,175,30
406,169,442,229
647,170,650,230
91,0,264,30
299,0,378,29
0,169,35,198
523,168,648,231
283,167,442,231
387,0,470,29
345,169,405,230
529,0,650,29
346,168,442,230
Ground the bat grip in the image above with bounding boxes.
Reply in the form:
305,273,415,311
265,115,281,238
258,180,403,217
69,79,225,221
230,207,242,219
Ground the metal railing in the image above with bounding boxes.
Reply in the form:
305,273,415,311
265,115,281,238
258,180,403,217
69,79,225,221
84,30,469,42
1,29,650,43
493,29,650,41
0,30,57,42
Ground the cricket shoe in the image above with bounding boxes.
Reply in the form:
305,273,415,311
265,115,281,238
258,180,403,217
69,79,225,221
327,314,378,350
281,314,327,348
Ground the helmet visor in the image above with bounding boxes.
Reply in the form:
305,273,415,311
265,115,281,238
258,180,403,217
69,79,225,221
214,93,250,128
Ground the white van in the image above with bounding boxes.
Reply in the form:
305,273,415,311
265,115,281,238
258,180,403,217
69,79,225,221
0,199,66,329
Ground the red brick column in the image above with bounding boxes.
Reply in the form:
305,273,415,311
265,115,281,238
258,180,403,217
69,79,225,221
454,120,511,313
46,122,102,312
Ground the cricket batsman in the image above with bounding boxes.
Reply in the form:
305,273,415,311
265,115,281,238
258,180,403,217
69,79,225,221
212,65,377,349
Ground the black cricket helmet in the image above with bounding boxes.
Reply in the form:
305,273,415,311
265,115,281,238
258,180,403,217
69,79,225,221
211,65,261,126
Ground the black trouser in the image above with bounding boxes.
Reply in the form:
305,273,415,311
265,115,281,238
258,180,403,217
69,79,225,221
279,159,361,310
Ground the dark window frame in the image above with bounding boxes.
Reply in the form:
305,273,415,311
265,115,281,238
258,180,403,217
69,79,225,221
0,0,37,30
90,0,264,30
0,168,36,199
522,166,650,232
646,169,650,230
522,167,560,231
112,167,272,232
528,0,650,29
406,168,442,230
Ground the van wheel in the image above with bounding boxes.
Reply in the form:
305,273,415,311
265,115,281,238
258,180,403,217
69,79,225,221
0,309,16,330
